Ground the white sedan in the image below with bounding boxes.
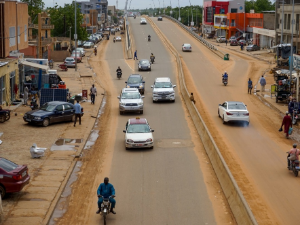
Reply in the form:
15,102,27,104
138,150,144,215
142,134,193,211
218,101,249,125
182,43,192,52
123,117,154,149
140,19,147,24
115,36,122,41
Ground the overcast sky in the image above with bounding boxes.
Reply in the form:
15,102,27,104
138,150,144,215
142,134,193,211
43,0,203,9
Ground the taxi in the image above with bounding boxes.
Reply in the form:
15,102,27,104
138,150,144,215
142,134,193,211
123,117,154,149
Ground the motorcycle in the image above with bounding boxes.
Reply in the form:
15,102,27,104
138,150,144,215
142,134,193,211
287,152,300,177
99,195,115,225
148,36,151,42
113,38,116,43
222,76,228,86
30,97,38,110
117,71,122,79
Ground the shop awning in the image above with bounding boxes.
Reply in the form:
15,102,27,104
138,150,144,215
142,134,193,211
20,60,48,72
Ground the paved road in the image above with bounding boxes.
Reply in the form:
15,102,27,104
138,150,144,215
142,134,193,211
84,18,218,225
153,17,300,224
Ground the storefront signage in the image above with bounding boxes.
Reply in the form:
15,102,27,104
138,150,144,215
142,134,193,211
253,27,275,37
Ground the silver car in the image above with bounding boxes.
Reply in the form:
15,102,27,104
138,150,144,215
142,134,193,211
182,43,192,52
117,88,144,115
216,36,226,43
64,57,76,68
138,59,151,71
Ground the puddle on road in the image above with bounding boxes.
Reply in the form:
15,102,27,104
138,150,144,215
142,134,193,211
49,161,82,225
50,138,83,151
84,130,99,150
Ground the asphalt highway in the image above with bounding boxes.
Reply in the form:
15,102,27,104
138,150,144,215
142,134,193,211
152,17,300,224
89,18,218,224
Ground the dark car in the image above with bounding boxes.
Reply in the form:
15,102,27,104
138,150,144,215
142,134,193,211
138,59,151,71
23,101,83,127
125,74,145,94
246,44,260,51
158,16,163,21
0,157,30,198
230,40,238,46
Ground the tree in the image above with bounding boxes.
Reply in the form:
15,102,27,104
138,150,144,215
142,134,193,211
21,0,44,22
245,0,275,13
48,3,88,41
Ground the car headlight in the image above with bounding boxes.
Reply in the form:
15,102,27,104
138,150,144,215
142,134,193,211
139,85,143,88
138,102,143,106
121,102,126,106
34,116,41,120
126,85,130,88
127,139,134,143
139,65,141,68
148,65,150,68
146,138,153,142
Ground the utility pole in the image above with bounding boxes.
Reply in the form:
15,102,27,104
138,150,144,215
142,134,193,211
38,13,42,58
75,0,77,71
290,0,295,91
69,26,72,49
281,0,285,43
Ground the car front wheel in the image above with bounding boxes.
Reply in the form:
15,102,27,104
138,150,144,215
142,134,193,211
42,118,50,127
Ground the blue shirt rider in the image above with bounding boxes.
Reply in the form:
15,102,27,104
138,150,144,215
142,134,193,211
222,71,228,81
96,177,116,214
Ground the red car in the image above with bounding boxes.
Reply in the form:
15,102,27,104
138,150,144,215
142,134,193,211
71,53,82,63
0,158,30,198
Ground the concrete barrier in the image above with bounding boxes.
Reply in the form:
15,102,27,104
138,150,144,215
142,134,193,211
146,16,258,225
124,18,133,59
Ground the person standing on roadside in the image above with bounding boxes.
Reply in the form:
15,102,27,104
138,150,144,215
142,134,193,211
248,78,253,94
134,50,138,60
24,86,29,105
190,92,196,104
90,84,97,104
225,39,228,46
74,100,82,127
281,111,292,139
260,75,266,92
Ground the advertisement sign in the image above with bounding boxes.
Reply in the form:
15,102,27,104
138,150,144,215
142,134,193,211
191,21,194,26
82,90,88,99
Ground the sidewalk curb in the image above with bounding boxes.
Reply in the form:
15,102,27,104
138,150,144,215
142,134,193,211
255,93,284,116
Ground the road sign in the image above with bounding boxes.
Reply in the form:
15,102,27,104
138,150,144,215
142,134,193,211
191,22,194,26
74,34,78,40
178,17,181,21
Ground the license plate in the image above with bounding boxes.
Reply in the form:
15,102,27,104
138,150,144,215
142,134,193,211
26,119,31,122
22,171,26,177
136,144,143,146
161,96,166,98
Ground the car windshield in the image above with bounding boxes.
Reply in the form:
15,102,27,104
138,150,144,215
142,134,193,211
228,103,246,110
66,59,73,61
154,82,172,88
127,124,150,133
40,103,57,112
0,158,18,172
121,92,140,99
140,60,149,65
128,77,141,84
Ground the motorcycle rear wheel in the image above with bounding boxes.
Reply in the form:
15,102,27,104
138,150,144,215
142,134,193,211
103,214,107,225
293,166,299,177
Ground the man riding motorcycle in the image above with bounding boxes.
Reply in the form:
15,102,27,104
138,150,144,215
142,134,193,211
148,35,151,41
287,143,300,168
222,71,228,83
96,177,116,214
150,53,155,64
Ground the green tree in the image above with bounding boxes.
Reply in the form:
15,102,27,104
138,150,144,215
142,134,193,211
245,0,275,13
47,3,88,41
21,0,44,22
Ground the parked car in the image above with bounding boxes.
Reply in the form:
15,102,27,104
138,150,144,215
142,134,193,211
138,59,151,71
72,50,82,57
157,16,163,21
23,101,83,127
75,48,86,57
151,77,176,102
123,117,154,149
238,39,247,46
125,74,145,94
229,36,237,41
118,88,144,115
0,157,30,198
230,40,238,46
218,101,249,125
64,57,76,67
182,43,192,52
71,53,82,63
206,33,214,39
246,44,260,51
216,36,226,43
83,42,94,49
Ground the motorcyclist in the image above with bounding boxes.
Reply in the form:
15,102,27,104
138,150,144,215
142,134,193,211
150,53,155,63
222,71,228,82
116,66,122,74
113,37,116,43
96,177,116,214
289,98,297,115
287,143,300,168
148,35,151,41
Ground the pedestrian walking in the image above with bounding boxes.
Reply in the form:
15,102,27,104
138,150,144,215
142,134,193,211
280,111,292,139
240,42,244,50
74,100,82,127
24,86,29,105
248,78,253,94
134,50,138,60
260,75,266,92
225,39,228,46
190,92,196,104
90,84,97,104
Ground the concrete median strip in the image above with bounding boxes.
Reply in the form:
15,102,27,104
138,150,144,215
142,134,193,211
146,16,258,225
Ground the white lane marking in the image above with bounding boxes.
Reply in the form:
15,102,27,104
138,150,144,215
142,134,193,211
125,60,134,71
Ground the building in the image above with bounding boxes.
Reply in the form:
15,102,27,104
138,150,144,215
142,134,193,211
77,0,108,28
0,0,28,106
108,5,116,16
275,0,300,54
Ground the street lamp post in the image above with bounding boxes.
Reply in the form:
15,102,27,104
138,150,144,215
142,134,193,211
178,0,181,21
75,0,77,71
280,0,285,43
290,0,295,92
187,10,189,26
